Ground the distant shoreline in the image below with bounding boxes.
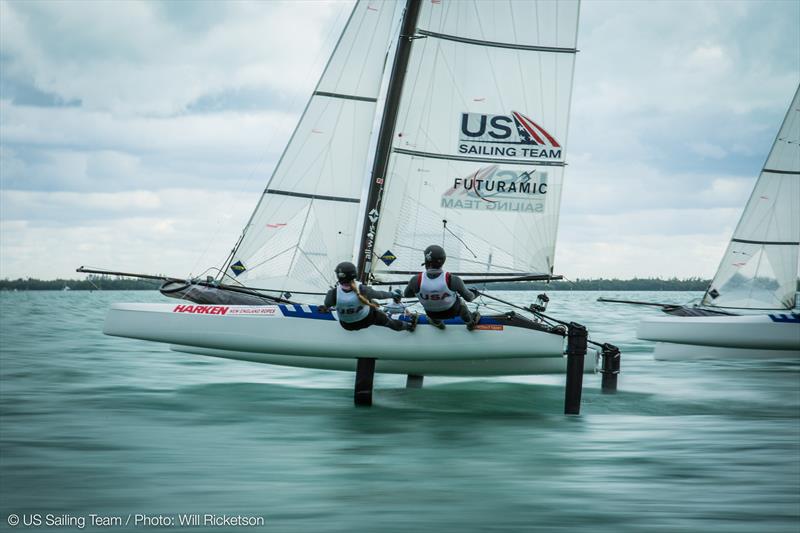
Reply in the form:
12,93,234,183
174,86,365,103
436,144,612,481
0,277,712,292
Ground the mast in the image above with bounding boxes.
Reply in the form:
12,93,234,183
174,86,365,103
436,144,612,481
357,0,422,282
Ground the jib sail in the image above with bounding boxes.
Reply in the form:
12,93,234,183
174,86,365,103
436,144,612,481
702,84,800,311
225,1,398,292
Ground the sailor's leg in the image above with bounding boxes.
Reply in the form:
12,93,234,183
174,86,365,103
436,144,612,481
428,317,446,329
373,309,415,331
458,300,480,330
339,316,371,331
426,308,451,330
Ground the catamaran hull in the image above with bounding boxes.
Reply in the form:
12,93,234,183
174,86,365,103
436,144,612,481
650,342,799,361
637,313,800,352
104,303,567,365
169,345,599,376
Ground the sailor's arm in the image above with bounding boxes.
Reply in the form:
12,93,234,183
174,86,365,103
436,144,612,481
323,288,337,308
448,274,476,302
360,285,395,301
403,275,419,298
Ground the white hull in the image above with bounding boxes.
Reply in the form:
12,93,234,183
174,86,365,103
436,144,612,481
104,304,571,374
170,345,600,376
637,312,800,351
651,342,799,361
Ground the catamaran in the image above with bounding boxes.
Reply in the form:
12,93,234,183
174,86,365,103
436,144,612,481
81,0,620,409
634,85,800,360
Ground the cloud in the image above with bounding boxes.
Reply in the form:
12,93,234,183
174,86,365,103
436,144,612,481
0,101,296,157
0,102,297,192
552,0,799,279
0,188,255,279
1,190,162,220
690,141,728,160
0,0,353,115
0,0,798,281
555,230,733,279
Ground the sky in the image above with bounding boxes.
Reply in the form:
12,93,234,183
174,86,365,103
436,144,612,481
1,0,798,281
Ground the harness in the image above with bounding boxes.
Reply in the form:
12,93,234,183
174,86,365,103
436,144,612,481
417,271,456,312
335,284,371,323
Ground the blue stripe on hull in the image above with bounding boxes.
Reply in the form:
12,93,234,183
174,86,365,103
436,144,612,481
395,314,501,326
277,304,502,325
769,312,800,323
278,305,336,321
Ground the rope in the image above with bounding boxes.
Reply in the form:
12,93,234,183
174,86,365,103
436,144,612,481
473,290,619,352
442,219,478,259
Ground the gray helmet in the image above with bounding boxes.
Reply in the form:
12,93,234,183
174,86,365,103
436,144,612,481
423,245,446,268
335,261,358,282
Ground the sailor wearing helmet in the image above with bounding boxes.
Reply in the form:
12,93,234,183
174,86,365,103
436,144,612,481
322,261,417,332
404,245,480,330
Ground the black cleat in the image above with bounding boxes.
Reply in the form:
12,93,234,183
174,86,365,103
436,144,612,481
466,311,481,331
430,319,446,330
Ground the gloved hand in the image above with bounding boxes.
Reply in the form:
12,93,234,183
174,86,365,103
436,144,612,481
469,287,480,298
392,289,402,303
317,305,330,313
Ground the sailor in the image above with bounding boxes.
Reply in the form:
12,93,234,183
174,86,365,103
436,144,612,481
382,289,409,316
323,262,417,332
404,245,480,330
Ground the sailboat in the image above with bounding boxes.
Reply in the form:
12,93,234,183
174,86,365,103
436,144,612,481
88,0,619,408
636,84,800,360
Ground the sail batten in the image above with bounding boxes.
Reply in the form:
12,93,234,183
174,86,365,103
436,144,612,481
763,169,800,175
731,238,800,246
416,29,578,53
264,189,360,204
313,91,379,103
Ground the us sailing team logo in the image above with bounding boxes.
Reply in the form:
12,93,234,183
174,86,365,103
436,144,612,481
459,111,562,160
441,165,549,214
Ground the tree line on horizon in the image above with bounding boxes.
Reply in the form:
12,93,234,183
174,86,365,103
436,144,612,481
0,276,715,292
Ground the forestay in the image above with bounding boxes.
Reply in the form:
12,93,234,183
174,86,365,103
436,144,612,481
226,1,398,293
366,0,580,279
702,85,800,311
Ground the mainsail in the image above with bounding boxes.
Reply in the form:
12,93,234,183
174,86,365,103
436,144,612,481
225,1,398,293
360,0,580,280
702,84,800,310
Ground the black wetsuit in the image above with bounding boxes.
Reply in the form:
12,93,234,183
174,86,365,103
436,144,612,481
324,283,410,331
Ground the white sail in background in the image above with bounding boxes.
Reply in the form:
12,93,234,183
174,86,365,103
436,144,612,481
227,1,398,292
368,0,580,278
702,85,800,310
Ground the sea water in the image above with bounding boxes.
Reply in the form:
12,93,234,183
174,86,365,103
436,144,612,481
0,291,798,532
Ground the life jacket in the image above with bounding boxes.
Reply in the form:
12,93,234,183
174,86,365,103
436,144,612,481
417,271,456,312
335,284,371,323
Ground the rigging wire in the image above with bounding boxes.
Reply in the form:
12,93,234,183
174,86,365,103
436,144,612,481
472,289,611,348
442,219,478,258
